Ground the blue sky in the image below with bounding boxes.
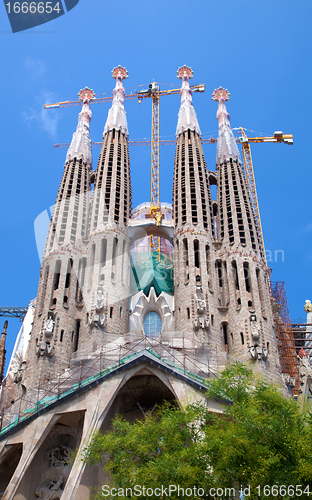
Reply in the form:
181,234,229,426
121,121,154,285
1,0,311,371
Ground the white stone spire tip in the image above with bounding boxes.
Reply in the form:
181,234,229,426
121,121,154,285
103,66,129,138
213,86,241,165
176,65,201,138
66,86,94,166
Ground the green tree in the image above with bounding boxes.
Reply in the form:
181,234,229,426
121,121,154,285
204,363,312,496
84,363,312,499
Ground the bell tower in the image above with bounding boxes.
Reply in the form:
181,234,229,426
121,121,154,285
78,66,132,353
213,87,281,381
22,88,94,388
173,66,218,344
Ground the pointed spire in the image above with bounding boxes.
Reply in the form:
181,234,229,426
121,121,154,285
66,87,95,167
0,320,8,384
212,87,241,165
176,65,201,138
103,66,129,139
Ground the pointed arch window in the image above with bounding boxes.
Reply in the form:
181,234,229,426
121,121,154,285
144,312,162,338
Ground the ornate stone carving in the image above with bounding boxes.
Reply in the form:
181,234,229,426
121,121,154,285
298,352,312,394
96,287,105,311
284,373,296,389
11,355,26,384
44,318,55,339
304,300,312,313
48,445,70,468
195,286,206,314
250,314,261,342
249,345,268,361
89,312,107,329
46,344,54,358
193,287,209,335
36,474,64,500
36,342,54,358
13,368,23,383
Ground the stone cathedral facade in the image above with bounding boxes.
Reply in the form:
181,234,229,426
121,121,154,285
0,66,285,499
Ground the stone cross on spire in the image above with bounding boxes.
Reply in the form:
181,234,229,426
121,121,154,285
103,65,129,139
176,65,201,138
212,86,241,165
66,87,95,167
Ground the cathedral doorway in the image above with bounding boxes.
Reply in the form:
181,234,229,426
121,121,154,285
78,371,177,498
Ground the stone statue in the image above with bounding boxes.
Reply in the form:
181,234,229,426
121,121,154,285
35,474,64,499
36,342,54,358
96,287,105,310
46,344,54,358
250,315,261,342
44,318,55,338
89,312,107,329
304,300,312,313
195,286,206,314
48,445,70,468
36,342,48,357
155,210,162,227
249,345,268,361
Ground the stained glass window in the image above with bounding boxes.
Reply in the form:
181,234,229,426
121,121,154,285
144,311,162,338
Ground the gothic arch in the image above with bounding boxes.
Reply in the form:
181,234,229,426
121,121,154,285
12,411,85,499
0,443,22,496
78,368,177,496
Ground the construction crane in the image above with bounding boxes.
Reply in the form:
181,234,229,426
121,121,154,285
45,72,205,258
54,134,293,149
54,130,292,264
236,128,293,291
53,137,217,148
46,83,293,269
2,130,293,319
0,307,28,320
135,74,205,256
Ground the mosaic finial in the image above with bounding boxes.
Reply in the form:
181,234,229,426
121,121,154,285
177,65,193,80
78,87,96,103
212,86,230,102
111,66,128,80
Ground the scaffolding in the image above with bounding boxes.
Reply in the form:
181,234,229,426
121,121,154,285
0,332,228,436
291,322,312,355
272,282,299,394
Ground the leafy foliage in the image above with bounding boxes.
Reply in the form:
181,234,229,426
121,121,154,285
84,363,312,499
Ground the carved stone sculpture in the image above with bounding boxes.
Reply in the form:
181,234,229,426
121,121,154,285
36,342,54,358
13,368,23,384
249,345,268,361
304,300,312,313
193,286,209,335
44,318,55,338
89,311,107,329
195,286,206,314
36,474,64,500
250,314,261,342
48,445,70,468
96,287,105,310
